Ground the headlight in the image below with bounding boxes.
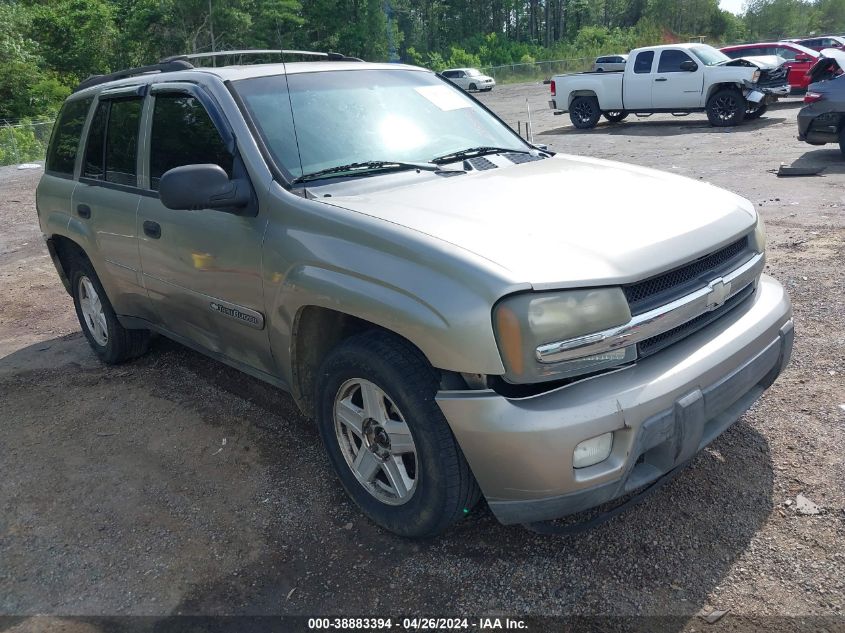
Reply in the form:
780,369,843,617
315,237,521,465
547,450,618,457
493,288,635,383
751,215,766,252
752,69,761,83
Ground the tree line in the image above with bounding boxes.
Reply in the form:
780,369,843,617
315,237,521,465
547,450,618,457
2,0,845,122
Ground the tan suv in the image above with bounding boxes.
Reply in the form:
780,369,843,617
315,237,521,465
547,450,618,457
37,50,793,537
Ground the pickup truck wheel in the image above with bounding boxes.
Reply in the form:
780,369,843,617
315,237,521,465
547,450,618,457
70,257,150,364
603,111,628,123
570,96,601,129
315,331,480,538
745,102,768,120
707,89,746,127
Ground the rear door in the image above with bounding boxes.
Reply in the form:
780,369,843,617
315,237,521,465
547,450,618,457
623,50,655,109
71,88,155,321
652,49,704,108
136,84,274,374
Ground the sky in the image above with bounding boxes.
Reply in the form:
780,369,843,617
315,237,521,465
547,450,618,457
719,0,745,14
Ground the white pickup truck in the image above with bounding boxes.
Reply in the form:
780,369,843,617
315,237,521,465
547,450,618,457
549,43,790,129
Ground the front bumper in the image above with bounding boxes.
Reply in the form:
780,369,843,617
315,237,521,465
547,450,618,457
436,275,792,525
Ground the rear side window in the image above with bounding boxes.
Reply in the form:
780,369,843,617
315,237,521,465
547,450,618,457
149,94,233,191
45,98,93,176
82,98,143,186
634,51,654,74
658,50,695,73
777,47,797,60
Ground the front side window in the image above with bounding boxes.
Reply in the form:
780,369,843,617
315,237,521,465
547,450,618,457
234,69,527,180
148,94,233,191
82,98,142,186
658,49,695,73
45,97,93,176
634,51,654,73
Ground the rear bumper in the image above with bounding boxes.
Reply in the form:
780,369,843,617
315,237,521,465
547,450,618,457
797,109,840,144
436,275,792,525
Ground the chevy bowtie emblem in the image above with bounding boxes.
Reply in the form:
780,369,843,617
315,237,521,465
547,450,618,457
706,278,731,309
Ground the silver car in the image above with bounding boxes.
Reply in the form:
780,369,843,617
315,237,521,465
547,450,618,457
37,50,792,537
593,54,628,72
441,67,496,91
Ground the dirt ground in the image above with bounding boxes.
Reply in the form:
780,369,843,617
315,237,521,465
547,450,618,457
1,82,844,631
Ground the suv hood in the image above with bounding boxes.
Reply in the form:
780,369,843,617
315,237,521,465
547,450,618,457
321,154,757,289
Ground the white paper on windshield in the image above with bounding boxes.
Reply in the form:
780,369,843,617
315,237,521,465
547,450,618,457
415,85,472,111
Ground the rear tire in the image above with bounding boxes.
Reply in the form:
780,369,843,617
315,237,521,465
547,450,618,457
603,111,629,123
569,96,601,129
706,88,746,127
315,331,480,538
69,256,150,364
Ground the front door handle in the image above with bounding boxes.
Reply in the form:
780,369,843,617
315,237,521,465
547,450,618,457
77,204,91,219
143,220,161,239
655,77,668,82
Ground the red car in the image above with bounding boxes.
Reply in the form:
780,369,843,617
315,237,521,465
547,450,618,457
795,35,845,52
721,42,820,92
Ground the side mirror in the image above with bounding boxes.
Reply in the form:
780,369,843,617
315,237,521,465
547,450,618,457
679,60,698,72
159,164,251,212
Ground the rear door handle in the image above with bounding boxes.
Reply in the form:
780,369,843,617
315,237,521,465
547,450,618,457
143,220,161,239
77,204,91,219
655,77,668,82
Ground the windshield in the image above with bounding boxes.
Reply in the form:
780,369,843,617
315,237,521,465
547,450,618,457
465,68,482,77
690,45,731,66
234,69,524,180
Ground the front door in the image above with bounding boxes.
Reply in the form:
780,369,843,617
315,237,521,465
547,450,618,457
652,49,704,109
137,87,274,374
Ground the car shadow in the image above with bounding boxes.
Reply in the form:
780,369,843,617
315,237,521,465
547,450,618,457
541,115,786,137
785,147,845,175
0,335,775,630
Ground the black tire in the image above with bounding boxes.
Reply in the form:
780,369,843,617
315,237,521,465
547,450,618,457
569,96,601,129
468,83,477,91
706,88,746,127
315,330,480,538
603,110,629,123
69,256,150,364
745,102,768,120
596,67,604,72
839,126,845,158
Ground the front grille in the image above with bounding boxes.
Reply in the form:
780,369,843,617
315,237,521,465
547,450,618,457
637,283,755,358
624,236,751,316
758,65,788,86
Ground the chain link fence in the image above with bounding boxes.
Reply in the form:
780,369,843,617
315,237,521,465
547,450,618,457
1,119,54,167
480,56,594,84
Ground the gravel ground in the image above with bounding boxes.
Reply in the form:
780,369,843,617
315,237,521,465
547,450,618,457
1,82,844,631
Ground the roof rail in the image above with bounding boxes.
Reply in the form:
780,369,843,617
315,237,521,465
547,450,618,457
74,59,194,93
160,49,364,63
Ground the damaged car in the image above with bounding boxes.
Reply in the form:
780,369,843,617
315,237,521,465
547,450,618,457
549,43,790,129
798,49,845,155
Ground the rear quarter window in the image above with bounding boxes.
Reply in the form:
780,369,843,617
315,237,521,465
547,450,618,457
45,98,93,176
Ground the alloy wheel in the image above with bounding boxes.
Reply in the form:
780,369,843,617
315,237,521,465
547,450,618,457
78,275,108,347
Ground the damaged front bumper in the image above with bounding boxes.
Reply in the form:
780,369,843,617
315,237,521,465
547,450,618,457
436,275,793,525
744,80,790,103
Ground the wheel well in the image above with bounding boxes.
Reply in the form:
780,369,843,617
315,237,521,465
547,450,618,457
568,91,598,108
706,82,743,102
291,306,446,418
50,235,89,294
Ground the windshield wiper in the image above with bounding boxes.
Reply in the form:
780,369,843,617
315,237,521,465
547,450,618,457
431,146,532,164
292,160,449,184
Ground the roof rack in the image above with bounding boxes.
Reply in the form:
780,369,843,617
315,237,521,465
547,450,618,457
160,49,364,63
74,59,194,93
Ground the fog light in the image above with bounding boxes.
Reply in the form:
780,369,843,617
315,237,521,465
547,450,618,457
573,432,613,469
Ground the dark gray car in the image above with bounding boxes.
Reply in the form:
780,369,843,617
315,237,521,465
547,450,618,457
798,50,845,155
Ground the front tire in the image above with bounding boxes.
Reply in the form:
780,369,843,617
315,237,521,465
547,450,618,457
70,257,150,364
707,88,746,127
468,83,477,91
569,96,601,129
839,126,845,158
315,331,480,538
603,110,629,123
